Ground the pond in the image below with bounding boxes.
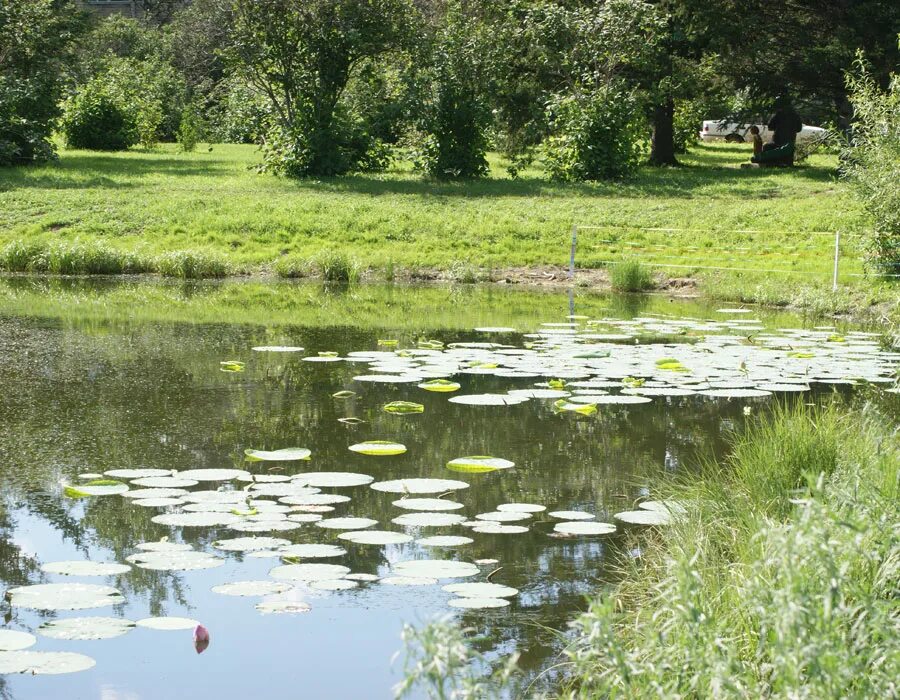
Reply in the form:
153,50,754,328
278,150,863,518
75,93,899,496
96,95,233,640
0,278,896,699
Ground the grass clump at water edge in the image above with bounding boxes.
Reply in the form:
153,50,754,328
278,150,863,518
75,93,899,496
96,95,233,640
396,401,900,698
609,260,654,292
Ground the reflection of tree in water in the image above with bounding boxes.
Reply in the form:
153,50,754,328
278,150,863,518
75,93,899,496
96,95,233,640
0,307,783,686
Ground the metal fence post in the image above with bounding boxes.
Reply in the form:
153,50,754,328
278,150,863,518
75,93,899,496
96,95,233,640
569,225,578,279
832,230,841,291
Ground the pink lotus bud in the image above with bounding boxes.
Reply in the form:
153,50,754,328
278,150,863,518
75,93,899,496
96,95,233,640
193,624,210,654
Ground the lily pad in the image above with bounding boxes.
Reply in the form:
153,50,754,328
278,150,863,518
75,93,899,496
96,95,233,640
294,472,373,488
417,536,473,547
470,524,529,534
230,520,302,533
315,517,378,530
0,631,36,652
7,583,124,611
496,503,546,513
392,513,468,527
127,550,224,571
41,560,131,577
614,509,673,526
348,441,407,456
152,512,242,528
446,456,514,473
475,511,531,522
383,401,425,414
212,581,293,597
135,541,193,552
279,494,349,506
178,469,251,482
252,346,304,352
244,448,311,462
337,530,414,545
553,521,617,536
135,616,199,631
122,488,188,500
269,563,351,582
0,650,96,675
255,601,311,614
310,579,358,591
443,582,518,598
104,469,172,479
392,498,465,511
549,510,594,520
448,394,529,406
447,597,509,609
371,478,470,494
38,617,135,641
64,480,129,497
418,379,461,392
392,560,479,579
132,497,185,508
131,476,198,488
213,536,291,552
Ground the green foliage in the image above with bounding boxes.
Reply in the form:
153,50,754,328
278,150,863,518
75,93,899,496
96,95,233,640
313,250,359,283
843,52,900,278
154,250,228,279
610,260,654,292
62,77,138,151
207,76,270,144
0,239,149,274
177,103,201,153
543,86,646,181
561,402,898,698
225,0,413,177
0,0,83,165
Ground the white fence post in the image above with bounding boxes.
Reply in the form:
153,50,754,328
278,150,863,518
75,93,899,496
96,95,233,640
832,230,841,291
569,225,578,279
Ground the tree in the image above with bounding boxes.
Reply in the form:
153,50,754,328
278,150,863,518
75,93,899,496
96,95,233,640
223,0,414,176
0,0,84,165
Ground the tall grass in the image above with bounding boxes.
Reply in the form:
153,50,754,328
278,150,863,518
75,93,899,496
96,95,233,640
561,401,899,698
609,260,654,292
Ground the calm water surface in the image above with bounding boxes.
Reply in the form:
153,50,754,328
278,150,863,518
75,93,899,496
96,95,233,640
0,280,892,699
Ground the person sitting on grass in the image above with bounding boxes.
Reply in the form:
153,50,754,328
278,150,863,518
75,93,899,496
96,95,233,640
750,125,763,158
752,97,803,167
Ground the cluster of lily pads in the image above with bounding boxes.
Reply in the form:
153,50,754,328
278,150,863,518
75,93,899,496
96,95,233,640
2,311,896,676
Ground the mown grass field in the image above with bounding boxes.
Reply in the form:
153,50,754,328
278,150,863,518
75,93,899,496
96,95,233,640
1,141,897,314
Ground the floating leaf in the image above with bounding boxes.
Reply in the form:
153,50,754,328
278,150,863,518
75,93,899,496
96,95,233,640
310,579,358,591
179,469,250,482
219,360,245,372
294,472,373,488
41,561,131,577
392,513,468,527
553,400,597,415
269,563,351,581
104,469,172,479
244,447,311,462
547,379,567,389
380,576,437,586
621,377,645,388
496,503,545,513
332,390,356,399
549,510,594,520
470,524,529,534
345,573,379,582
7,583,124,611
475,511,531,523
371,478,470,494
787,351,815,359
418,379,461,393
392,498,465,511
131,476,198,488
614,509,672,526
377,339,399,347
338,417,366,425
315,517,378,530
212,581,293,597
639,500,687,515
392,560,479,579
443,582,518,598
337,530,413,545
447,597,509,609
0,651,96,675
135,540,193,552
698,388,772,398
553,521,617,536
127,550,224,571
446,456,514,473
0,630,36,651
251,346,304,352
256,601,311,615
152,512,241,528
278,544,347,558
38,617,135,641
64,480,129,498
135,617,200,631
383,401,425,415
417,536,473,547
348,441,407,456
212,537,291,552
448,394,528,406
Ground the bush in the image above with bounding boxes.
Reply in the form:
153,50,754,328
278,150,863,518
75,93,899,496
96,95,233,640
415,3,490,179
314,250,359,283
0,239,150,274
273,255,312,278
207,76,271,144
177,103,201,152
543,86,646,181
842,53,900,278
610,260,654,291
62,78,137,151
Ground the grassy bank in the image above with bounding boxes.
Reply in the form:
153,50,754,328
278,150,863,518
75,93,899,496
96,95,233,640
561,401,899,698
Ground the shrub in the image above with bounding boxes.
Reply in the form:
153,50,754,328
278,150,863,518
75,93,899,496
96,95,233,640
62,78,137,151
155,251,228,279
543,85,646,181
273,255,312,279
842,52,900,278
177,103,201,153
0,239,150,274
207,77,270,144
610,260,654,291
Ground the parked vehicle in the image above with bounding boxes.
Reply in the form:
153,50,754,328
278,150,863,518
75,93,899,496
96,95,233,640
700,120,827,144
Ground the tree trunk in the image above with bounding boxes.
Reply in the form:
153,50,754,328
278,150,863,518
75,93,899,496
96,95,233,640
649,98,678,166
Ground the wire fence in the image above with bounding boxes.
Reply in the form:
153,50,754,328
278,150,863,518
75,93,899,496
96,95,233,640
566,224,891,289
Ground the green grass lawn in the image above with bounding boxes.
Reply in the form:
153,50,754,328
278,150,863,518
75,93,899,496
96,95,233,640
1,141,895,313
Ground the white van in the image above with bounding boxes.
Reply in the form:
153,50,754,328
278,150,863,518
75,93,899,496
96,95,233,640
699,120,827,144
